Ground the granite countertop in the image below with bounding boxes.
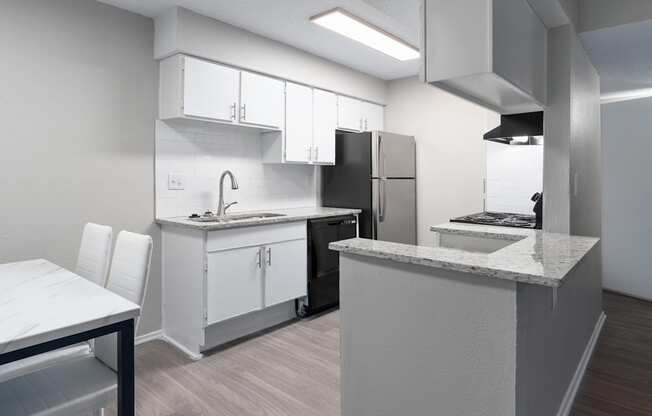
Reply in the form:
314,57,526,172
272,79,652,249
156,206,362,231
329,222,599,287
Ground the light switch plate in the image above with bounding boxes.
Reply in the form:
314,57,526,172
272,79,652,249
168,173,186,190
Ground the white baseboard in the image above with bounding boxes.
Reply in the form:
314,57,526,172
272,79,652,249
135,330,163,346
134,329,203,361
161,334,204,361
556,311,607,416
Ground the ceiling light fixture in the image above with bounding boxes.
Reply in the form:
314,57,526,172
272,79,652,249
310,8,419,61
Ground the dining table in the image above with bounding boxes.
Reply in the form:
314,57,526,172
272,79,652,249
0,259,140,416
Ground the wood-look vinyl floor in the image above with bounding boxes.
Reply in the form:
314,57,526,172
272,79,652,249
105,291,652,416
107,311,340,416
573,291,652,416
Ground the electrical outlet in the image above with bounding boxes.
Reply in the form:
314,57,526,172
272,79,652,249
168,173,186,190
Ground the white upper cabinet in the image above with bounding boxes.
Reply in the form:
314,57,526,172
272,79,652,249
285,82,313,163
183,57,239,122
337,95,364,131
240,71,284,129
159,55,283,131
263,85,337,165
337,95,384,132
362,101,384,131
313,89,337,164
422,0,546,114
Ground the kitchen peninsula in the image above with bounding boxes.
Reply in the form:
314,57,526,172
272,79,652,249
330,222,603,416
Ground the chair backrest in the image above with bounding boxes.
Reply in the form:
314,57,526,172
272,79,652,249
75,223,113,287
94,230,153,371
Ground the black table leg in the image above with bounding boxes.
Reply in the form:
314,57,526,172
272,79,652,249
117,319,135,416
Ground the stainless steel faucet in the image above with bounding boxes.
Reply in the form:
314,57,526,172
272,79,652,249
217,170,239,216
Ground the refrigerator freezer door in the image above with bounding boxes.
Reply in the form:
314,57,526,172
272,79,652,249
372,178,417,245
372,132,416,178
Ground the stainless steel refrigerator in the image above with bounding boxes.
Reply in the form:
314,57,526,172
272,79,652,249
321,131,416,245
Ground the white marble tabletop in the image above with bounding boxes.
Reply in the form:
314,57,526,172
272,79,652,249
330,223,600,287
156,206,362,231
0,259,140,355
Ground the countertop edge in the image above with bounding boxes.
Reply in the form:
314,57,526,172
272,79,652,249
329,239,562,287
156,207,362,231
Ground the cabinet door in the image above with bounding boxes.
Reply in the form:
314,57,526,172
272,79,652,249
285,83,313,163
183,56,239,122
206,246,264,325
240,71,284,129
363,102,384,131
264,239,307,308
313,89,337,165
337,95,363,132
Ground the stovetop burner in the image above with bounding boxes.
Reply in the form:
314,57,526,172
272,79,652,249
451,212,540,229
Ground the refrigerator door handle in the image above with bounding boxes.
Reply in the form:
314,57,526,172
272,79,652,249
379,179,386,222
377,135,383,178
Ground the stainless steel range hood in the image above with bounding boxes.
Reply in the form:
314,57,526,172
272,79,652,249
484,111,544,145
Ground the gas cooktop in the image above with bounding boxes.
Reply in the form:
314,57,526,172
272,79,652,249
451,212,540,229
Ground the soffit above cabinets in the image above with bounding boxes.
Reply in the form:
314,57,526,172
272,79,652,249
97,0,421,80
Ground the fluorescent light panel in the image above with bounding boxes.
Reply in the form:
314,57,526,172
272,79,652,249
310,8,419,61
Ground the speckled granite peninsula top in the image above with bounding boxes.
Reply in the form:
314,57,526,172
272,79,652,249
156,207,361,231
329,223,599,287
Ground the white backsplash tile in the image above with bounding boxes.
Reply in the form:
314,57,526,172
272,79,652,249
155,121,317,218
485,142,543,215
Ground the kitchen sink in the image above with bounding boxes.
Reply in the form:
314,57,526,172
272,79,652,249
188,213,286,223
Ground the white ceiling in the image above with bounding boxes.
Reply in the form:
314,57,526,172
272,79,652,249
98,0,422,80
581,19,652,100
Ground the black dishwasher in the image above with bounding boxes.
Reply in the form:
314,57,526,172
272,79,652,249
299,215,357,317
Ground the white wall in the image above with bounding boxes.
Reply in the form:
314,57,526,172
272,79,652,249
384,77,496,244
486,143,543,214
601,97,652,300
0,0,160,335
155,7,388,104
156,121,316,217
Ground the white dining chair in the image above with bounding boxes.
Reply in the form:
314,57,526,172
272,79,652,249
75,222,113,287
0,231,154,416
0,223,114,385
94,230,153,371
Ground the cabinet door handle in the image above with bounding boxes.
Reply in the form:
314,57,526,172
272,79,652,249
359,118,363,131
266,247,272,266
257,248,262,268
306,145,312,161
315,146,319,161
365,118,368,131
230,102,236,120
241,104,247,121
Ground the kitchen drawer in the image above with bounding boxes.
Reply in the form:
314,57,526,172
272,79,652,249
206,221,306,252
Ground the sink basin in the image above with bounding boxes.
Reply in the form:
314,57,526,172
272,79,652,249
188,213,286,223
435,233,520,254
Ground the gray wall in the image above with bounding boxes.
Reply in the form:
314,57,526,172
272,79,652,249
570,37,602,238
340,255,517,416
0,0,160,335
516,244,602,416
544,24,602,238
601,97,652,300
578,0,652,33
544,25,572,234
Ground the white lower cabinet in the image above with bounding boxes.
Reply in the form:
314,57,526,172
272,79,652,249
162,221,308,357
206,246,264,325
264,239,308,307
204,222,307,327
